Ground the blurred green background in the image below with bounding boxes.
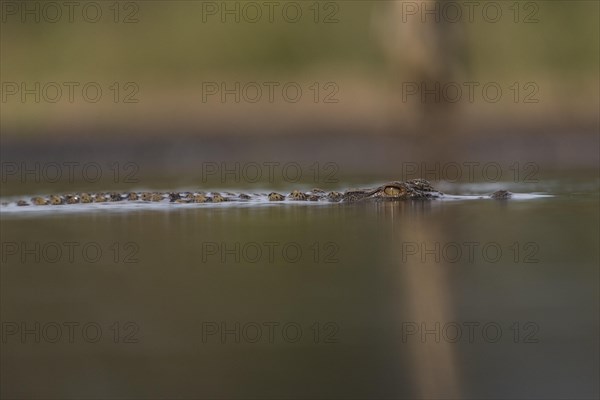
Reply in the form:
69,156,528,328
1,0,598,193
1,0,598,138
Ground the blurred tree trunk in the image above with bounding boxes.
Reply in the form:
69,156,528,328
374,2,468,397
375,0,468,140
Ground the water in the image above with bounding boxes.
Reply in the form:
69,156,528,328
1,181,598,399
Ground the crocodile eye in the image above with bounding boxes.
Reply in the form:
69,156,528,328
384,186,403,196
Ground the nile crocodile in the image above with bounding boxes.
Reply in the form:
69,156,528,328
6,179,512,206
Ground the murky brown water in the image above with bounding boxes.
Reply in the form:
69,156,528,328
1,180,598,399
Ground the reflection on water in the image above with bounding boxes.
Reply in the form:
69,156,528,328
1,185,598,399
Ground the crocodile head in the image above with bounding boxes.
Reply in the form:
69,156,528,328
343,182,409,202
342,179,441,202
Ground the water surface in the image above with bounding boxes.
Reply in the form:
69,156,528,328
1,181,598,399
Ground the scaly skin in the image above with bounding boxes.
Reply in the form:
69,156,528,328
7,179,512,206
